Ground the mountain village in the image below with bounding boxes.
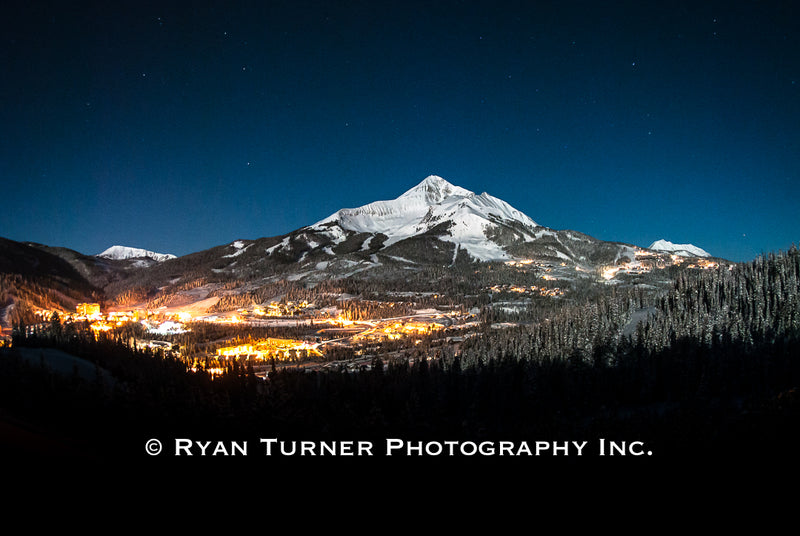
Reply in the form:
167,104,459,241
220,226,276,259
3,177,726,377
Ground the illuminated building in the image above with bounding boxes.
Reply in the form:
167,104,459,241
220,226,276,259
76,303,101,316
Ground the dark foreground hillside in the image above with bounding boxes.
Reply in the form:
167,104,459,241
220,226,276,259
1,249,798,486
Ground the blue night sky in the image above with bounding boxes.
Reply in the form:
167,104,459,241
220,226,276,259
2,0,798,262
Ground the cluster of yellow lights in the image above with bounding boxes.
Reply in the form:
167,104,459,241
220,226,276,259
255,301,311,317
214,301,314,321
215,338,324,360
33,304,196,339
256,306,282,317
76,303,101,316
36,305,130,332
688,259,719,270
601,262,654,280
322,316,362,327
190,366,225,378
108,311,139,322
217,344,255,357
601,266,625,280
601,253,719,280
504,259,537,267
603,252,724,281
355,321,443,342
397,321,438,334
633,248,660,259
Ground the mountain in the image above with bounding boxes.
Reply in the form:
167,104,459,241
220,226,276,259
648,240,711,258
309,175,539,262
97,245,177,262
0,238,104,333
275,175,646,273
93,177,682,296
1,176,733,320
0,238,183,331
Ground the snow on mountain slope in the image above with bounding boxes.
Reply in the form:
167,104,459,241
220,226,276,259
648,239,711,258
309,175,540,261
97,245,176,262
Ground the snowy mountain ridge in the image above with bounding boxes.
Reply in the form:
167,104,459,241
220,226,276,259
78,177,725,291
648,239,711,258
97,245,176,262
309,175,540,261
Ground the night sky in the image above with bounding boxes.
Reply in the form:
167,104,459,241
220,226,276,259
2,1,798,262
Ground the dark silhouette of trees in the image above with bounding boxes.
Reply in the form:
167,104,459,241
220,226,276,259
3,247,798,465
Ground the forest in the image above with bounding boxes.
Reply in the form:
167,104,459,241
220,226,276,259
1,247,798,471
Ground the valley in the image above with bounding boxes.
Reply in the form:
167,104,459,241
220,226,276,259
14,237,728,387
23,295,479,379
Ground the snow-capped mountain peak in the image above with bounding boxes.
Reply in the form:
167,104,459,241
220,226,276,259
97,245,176,262
648,239,711,258
397,175,473,204
309,175,540,261
135,176,715,286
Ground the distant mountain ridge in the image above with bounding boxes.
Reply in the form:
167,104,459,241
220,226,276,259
97,245,176,262
648,239,711,258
